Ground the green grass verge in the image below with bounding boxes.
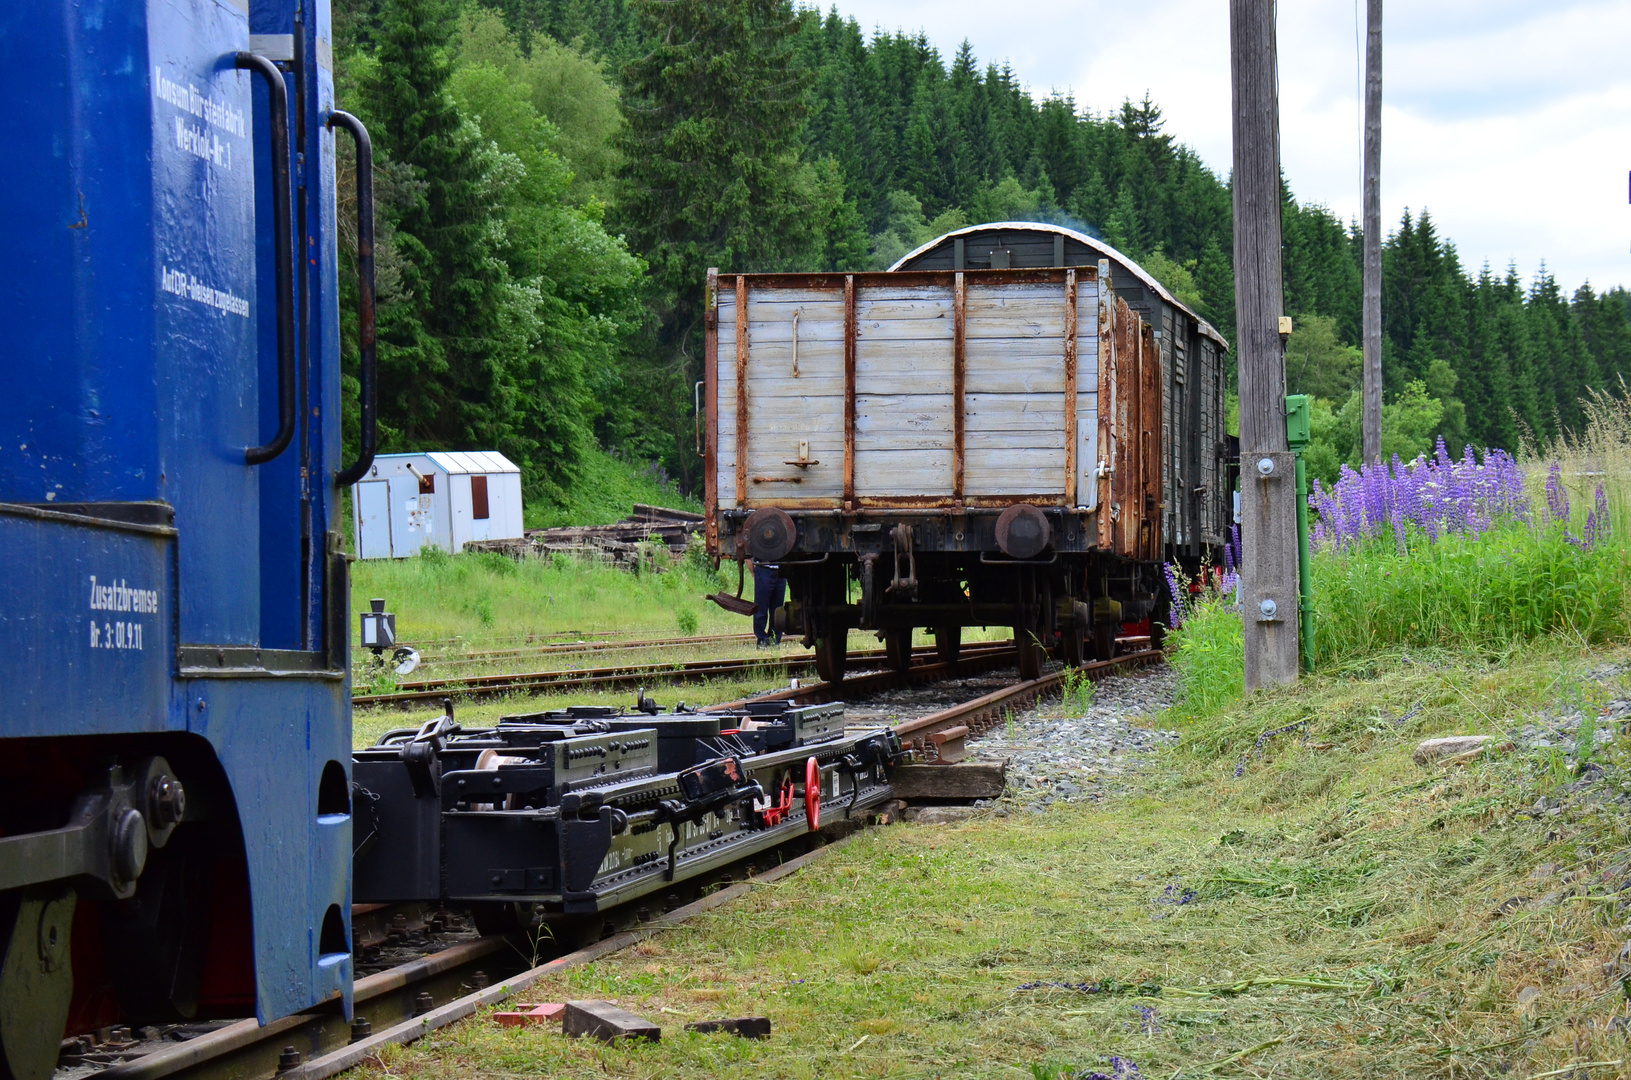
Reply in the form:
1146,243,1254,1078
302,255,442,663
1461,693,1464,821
357,637,1631,1078
351,541,742,651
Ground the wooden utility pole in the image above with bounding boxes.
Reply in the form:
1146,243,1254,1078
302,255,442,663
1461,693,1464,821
1361,0,1383,463
1230,0,1300,689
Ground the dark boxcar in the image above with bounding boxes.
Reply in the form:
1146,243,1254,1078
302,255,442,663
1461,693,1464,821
0,0,374,1068
703,223,1230,681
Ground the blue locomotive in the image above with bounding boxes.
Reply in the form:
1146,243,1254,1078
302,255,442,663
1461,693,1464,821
0,0,375,1072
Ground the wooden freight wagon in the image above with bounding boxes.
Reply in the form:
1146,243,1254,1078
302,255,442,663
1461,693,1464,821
703,226,1230,683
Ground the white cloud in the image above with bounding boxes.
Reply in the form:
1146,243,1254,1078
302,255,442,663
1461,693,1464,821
828,0,1631,292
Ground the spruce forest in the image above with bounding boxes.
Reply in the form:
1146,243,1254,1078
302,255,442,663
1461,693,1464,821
330,0,1631,509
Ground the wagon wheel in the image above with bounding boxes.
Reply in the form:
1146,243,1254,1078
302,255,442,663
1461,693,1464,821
934,624,962,665
1092,622,1118,662
815,634,847,684
1058,627,1087,668
1013,626,1043,681
884,629,913,674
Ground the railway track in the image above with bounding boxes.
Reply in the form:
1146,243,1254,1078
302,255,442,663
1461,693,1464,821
353,639,1018,707
74,835,859,1080
893,647,1165,759
410,632,758,669
73,648,1164,1080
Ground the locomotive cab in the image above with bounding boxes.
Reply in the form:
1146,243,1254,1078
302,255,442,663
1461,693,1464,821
0,0,370,1070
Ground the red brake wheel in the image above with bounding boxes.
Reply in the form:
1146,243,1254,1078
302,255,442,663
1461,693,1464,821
805,756,821,831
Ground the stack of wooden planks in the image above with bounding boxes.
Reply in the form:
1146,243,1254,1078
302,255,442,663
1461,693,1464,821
465,504,703,569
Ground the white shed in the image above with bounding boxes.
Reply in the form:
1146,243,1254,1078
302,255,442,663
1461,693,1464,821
352,451,524,559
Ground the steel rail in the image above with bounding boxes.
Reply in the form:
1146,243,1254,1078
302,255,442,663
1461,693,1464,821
415,633,758,667
892,648,1165,752
88,839,860,1080
353,641,1016,708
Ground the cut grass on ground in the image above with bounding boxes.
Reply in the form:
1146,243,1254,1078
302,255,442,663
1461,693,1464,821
360,638,1631,1078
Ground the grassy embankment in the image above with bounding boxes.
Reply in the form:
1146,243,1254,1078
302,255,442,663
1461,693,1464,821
349,537,1005,745
356,401,1631,1078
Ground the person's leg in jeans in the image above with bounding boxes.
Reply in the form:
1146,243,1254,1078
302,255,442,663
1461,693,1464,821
766,568,786,643
753,561,774,645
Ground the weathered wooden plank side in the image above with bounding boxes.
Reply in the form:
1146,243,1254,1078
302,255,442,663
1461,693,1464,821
1064,269,1078,506
717,271,1111,512
704,268,719,549
853,448,954,495
1096,267,1117,547
842,275,857,505
853,282,956,497
735,276,749,506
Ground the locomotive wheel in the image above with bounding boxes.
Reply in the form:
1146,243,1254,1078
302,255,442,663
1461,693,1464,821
934,624,961,665
814,634,847,684
1058,627,1087,668
0,885,76,1080
884,629,913,673
1014,627,1043,681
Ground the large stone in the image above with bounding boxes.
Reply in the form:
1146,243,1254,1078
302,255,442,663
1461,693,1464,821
1413,736,1492,766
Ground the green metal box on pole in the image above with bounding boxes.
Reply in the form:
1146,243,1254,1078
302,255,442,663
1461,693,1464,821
1284,394,1314,671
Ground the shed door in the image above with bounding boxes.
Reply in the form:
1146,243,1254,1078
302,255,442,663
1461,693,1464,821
356,481,392,559
469,476,491,542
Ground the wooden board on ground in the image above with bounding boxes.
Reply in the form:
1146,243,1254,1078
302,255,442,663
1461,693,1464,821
891,761,1008,801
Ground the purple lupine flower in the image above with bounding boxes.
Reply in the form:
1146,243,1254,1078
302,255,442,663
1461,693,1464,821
1546,461,1570,523
1163,562,1186,629
1304,444,1533,552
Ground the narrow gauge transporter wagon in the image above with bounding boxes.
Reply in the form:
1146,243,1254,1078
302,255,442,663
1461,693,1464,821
353,702,903,928
703,223,1232,680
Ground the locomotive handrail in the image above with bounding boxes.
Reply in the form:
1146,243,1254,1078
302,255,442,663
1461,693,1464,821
235,52,297,466
328,109,378,487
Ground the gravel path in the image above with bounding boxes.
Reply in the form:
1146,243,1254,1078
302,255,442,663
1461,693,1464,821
970,665,1179,812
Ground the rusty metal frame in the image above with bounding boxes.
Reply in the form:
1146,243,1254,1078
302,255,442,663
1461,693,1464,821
842,274,856,510
1141,321,1163,561
715,268,1095,292
953,271,966,503
734,275,749,508
704,268,719,555
1062,269,1077,507
1114,296,1136,556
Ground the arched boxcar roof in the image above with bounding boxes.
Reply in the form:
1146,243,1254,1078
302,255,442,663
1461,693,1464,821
888,220,1228,351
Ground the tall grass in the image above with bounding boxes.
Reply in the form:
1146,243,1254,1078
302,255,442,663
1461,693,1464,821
352,538,741,647
1166,389,1631,711
1313,516,1628,657
1165,595,1243,717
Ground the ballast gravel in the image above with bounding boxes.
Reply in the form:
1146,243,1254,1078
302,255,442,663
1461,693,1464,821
968,665,1179,812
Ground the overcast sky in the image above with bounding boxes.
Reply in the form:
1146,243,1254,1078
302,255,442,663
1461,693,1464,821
830,0,1631,295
